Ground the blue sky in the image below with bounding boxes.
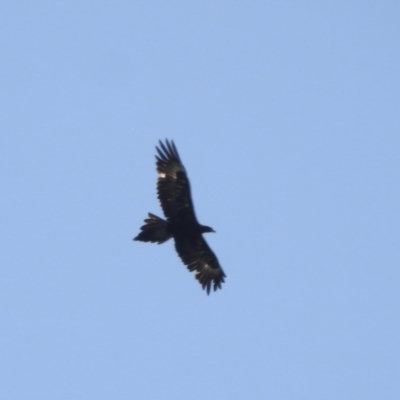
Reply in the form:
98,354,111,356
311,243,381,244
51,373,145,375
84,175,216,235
1,2,399,399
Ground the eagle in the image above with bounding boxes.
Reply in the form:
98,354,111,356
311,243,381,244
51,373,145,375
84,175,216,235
134,140,226,294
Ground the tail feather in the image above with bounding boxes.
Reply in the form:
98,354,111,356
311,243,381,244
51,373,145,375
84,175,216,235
133,213,172,244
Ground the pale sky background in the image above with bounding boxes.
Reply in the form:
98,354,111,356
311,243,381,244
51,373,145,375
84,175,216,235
1,2,399,399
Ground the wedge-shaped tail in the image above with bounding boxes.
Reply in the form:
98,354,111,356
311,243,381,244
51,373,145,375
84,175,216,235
133,213,172,244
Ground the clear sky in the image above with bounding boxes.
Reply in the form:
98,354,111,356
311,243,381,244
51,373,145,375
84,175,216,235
1,2,399,399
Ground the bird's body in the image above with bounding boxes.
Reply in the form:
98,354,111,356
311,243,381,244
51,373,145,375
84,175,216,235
134,140,226,294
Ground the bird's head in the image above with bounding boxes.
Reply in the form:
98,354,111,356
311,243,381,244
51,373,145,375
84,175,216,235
200,225,215,234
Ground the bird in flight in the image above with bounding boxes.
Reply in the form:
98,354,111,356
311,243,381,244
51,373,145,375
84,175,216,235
134,140,226,294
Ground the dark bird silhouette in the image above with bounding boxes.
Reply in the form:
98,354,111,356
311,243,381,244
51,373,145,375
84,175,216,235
134,140,226,294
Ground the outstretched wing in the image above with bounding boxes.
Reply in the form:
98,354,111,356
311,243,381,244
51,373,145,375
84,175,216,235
174,235,226,294
155,140,197,222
